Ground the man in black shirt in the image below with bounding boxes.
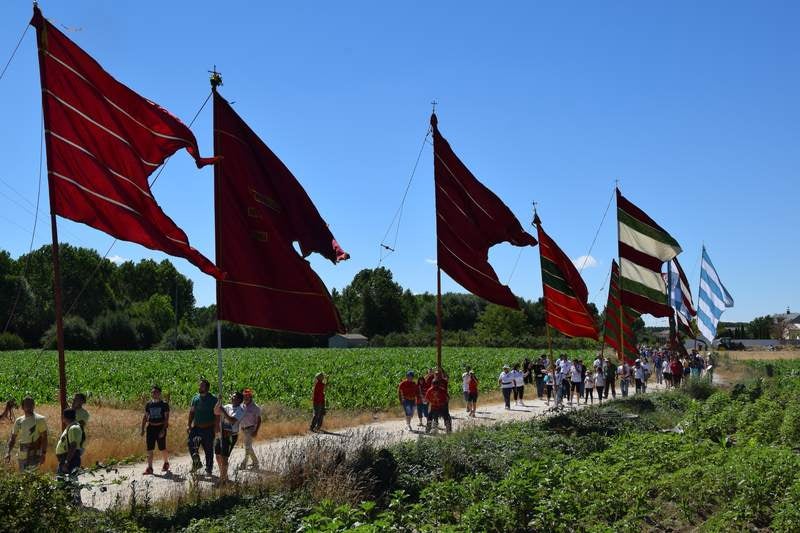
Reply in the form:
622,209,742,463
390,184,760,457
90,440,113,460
141,385,170,475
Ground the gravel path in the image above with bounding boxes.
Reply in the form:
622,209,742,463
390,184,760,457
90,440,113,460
79,386,662,510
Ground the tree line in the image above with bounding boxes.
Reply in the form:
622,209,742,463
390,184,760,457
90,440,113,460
0,245,627,350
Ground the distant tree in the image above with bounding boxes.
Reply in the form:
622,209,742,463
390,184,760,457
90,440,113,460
748,315,773,339
41,316,95,350
130,294,175,334
475,304,528,341
94,311,138,350
336,268,407,337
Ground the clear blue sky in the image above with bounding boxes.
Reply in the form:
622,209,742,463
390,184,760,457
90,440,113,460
1,1,798,325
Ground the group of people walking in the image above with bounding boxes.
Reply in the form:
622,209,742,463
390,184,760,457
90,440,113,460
3,348,712,502
398,368,456,434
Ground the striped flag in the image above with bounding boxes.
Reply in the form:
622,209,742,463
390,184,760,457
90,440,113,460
603,260,640,364
534,214,599,340
697,246,734,343
617,189,681,317
668,258,696,336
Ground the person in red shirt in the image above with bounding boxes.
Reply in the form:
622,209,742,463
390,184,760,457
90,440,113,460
424,379,452,433
423,368,435,391
670,356,683,388
310,372,326,432
415,376,427,427
398,371,419,431
466,370,479,417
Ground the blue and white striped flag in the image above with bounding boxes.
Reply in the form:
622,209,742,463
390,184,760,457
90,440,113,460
697,247,734,343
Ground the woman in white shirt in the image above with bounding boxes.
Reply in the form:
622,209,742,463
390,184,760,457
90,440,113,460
569,360,583,405
498,365,514,410
594,368,606,404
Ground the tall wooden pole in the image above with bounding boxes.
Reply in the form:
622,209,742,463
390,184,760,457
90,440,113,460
37,6,68,425
210,68,225,408
616,183,624,364
667,260,676,351
50,214,68,420
436,266,443,371
694,245,703,351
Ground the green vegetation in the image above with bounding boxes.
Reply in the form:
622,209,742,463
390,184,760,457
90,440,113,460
0,347,595,409
6,375,800,531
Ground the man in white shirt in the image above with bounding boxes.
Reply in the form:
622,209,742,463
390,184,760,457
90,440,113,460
498,365,515,410
238,388,262,470
214,391,245,484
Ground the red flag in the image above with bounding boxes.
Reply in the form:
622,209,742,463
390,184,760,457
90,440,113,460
214,91,347,334
32,7,222,279
431,114,536,309
534,214,598,340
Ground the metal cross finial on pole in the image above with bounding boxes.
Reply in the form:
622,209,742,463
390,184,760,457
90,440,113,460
431,100,438,114
209,65,223,91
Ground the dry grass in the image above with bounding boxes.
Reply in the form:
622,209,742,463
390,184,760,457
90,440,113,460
725,349,800,361
0,388,510,472
0,403,402,471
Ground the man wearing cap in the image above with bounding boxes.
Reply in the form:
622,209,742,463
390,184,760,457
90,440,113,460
239,388,262,470
4,396,47,471
398,371,418,431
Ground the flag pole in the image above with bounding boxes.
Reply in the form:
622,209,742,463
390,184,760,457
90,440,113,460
667,260,675,351
37,13,68,423
695,244,703,351
532,203,553,362
615,182,623,364
50,214,68,422
431,101,443,372
210,67,225,409
436,266,443,371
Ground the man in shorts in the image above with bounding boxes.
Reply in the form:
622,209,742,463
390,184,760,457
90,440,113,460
4,396,47,471
214,391,244,485
398,371,418,431
141,385,170,475
238,388,262,470
425,379,452,433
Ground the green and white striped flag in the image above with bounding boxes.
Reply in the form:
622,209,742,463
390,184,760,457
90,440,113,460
617,188,681,317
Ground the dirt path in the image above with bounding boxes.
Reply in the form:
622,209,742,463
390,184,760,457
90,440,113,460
79,385,665,510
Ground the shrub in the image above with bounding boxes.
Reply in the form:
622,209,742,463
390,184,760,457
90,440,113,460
133,318,160,349
682,376,716,400
0,332,24,350
40,315,95,349
203,321,250,348
94,311,138,350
